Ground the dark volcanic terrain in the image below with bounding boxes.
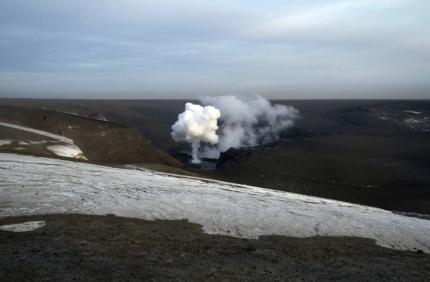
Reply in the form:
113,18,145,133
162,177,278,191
1,214,429,281
210,101,430,213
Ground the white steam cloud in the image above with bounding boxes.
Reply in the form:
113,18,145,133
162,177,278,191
171,102,221,163
200,95,299,158
171,96,299,163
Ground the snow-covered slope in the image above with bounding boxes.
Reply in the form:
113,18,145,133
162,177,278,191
0,153,429,253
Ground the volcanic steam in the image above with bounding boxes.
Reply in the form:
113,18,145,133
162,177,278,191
171,95,299,163
171,103,221,163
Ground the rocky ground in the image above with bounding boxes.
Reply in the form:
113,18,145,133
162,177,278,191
1,214,429,281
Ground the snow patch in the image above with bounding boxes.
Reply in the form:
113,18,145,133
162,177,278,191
47,145,88,160
0,221,45,232
404,110,422,115
0,140,12,146
28,140,48,145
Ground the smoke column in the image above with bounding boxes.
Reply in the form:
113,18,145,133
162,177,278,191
199,95,300,158
171,103,221,163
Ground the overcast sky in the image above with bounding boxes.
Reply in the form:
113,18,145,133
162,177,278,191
0,0,429,99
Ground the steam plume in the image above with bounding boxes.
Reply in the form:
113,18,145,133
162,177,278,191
171,103,221,163
171,96,299,162
200,95,299,158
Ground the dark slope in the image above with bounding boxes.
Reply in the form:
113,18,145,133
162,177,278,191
0,99,187,152
0,105,182,167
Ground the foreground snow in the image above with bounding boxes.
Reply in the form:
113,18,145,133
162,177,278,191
0,153,429,253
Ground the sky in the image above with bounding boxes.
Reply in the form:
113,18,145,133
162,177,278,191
0,0,429,99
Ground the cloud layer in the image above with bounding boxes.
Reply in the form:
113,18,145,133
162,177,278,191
0,0,429,98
